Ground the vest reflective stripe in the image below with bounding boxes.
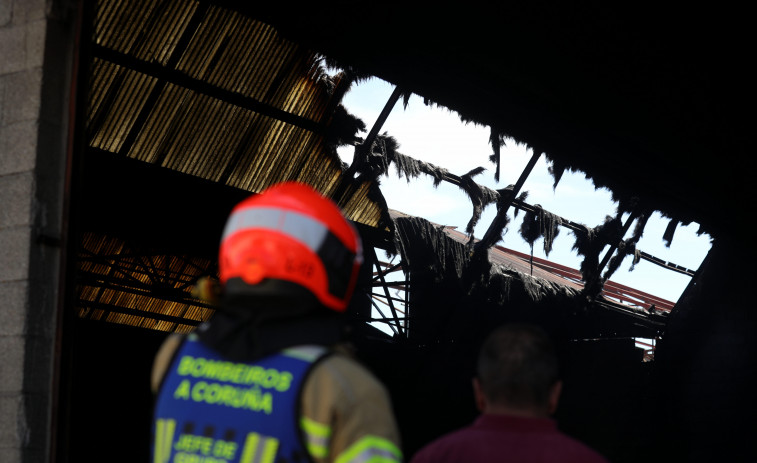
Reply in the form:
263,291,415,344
284,345,329,362
334,435,403,463
222,207,328,252
301,416,332,458
239,432,280,463
153,418,176,463
152,338,327,463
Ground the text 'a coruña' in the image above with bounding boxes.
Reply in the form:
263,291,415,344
173,380,274,414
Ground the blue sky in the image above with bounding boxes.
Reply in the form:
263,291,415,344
337,77,712,304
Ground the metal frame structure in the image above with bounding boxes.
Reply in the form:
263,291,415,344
368,249,409,338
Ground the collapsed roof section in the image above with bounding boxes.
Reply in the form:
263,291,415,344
351,132,696,294
74,0,688,341
239,1,754,246
389,211,668,344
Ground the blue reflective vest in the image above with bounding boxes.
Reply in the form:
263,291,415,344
153,335,327,463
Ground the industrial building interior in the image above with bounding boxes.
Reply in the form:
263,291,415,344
56,1,755,462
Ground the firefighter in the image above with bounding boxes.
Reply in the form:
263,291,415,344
151,182,402,463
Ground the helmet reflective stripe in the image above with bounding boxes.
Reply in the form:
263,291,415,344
223,207,329,253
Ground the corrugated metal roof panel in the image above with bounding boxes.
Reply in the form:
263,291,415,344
95,0,199,63
88,62,159,152
182,10,291,102
87,0,382,225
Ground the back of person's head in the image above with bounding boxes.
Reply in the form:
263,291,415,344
476,323,559,413
219,181,363,313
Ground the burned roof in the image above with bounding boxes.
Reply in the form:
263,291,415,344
227,1,755,246
74,0,725,336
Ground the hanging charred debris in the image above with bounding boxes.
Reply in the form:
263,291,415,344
329,95,695,342
390,212,666,344
519,203,563,271
391,214,585,344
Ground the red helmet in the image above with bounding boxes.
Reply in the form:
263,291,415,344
219,182,363,312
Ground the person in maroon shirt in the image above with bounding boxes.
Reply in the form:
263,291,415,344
410,324,608,463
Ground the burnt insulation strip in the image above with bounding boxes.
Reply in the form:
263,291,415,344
602,210,651,280
393,151,448,186
513,191,529,218
345,130,692,284
519,204,563,259
393,216,467,280
548,158,568,190
392,215,580,306
471,186,515,251
352,133,398,182
489,127,504,182
457,167,499,237
355,133,450,187
324,104,367,149
572,216,623,298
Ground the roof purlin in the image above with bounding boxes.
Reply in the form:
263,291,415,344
91,44,324,136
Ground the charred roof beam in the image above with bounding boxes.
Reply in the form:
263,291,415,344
330,86,405,217
583,209,640,299
336,86,404,203
473,149,541,254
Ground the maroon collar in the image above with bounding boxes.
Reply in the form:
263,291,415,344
473,413,558,433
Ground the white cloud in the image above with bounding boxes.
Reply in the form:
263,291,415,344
381,174,471,225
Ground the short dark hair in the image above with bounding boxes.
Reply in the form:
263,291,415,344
476,323,559,409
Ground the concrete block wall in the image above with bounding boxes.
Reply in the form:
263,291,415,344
1,0,76,461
